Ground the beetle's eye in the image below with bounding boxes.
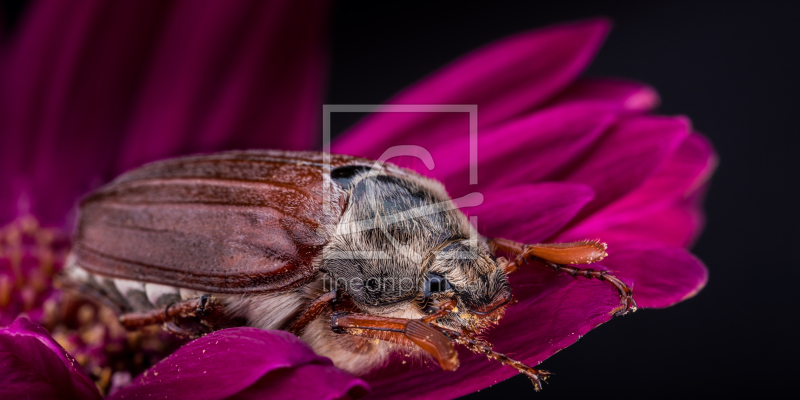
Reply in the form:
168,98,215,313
424,273,453,297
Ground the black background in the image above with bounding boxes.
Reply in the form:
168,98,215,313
326,1,799,399
3,0,799,398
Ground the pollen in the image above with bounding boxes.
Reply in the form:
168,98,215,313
0,215,69,325
1,216,185,396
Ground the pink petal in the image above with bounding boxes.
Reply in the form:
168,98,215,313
559,115,691,221
0,350,62,399
596,241,708,308
364,244,705,399
464,183,595,243
366,272,619,399
355,80,661,199
115,0,328,171
332,19,610,159
546,78,660,113
562,134,716,247
590,195,705,248
0,0,326,226
396,102,617,198
109,327,368,400
229,364,369,400
0,318,102,400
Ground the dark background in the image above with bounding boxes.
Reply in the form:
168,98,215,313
3,0,798,398
325,1,799,399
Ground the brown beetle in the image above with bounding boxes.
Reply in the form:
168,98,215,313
63,149,635,390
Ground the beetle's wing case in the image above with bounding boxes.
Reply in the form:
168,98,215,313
71,150,376,294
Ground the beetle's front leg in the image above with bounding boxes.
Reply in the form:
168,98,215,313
489,237,636,315
288,290,339,334
330,312,460,371
289,292,461,369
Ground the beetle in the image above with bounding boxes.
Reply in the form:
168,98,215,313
63,149,635,390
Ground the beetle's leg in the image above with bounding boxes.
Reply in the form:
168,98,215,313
195,294,213,317
290,294,460,366
288,291,338,334
421,298,457,324
331,309,550,388
119,297,197,330
330,312,460,371
445,331,551,391
489,237,608,266
56,276,130,316
540,258,636,315
289,293,454,334
162,301,199,337
119,295,242,337
488,237,636,315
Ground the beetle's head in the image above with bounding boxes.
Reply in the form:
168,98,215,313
418,239,511,332
323,166,511,333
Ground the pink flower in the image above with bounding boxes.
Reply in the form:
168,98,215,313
331,19,714,398
0,1,715,399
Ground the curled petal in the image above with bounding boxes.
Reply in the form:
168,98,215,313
109,327,369,400
0,318,102,400
0,351,62,399
333,19,611,159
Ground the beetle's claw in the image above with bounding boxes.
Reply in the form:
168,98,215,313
527,369,551,392
196,294,215,317
612,293,637,316
163,321,194,337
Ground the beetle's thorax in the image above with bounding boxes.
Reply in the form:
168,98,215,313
323,168,476,310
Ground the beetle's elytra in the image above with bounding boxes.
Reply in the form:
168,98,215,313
64,149,635,390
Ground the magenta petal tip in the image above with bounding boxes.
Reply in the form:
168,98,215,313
0,317,102,400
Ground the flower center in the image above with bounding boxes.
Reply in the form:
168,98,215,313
0,215,69,326
1,215,186,394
